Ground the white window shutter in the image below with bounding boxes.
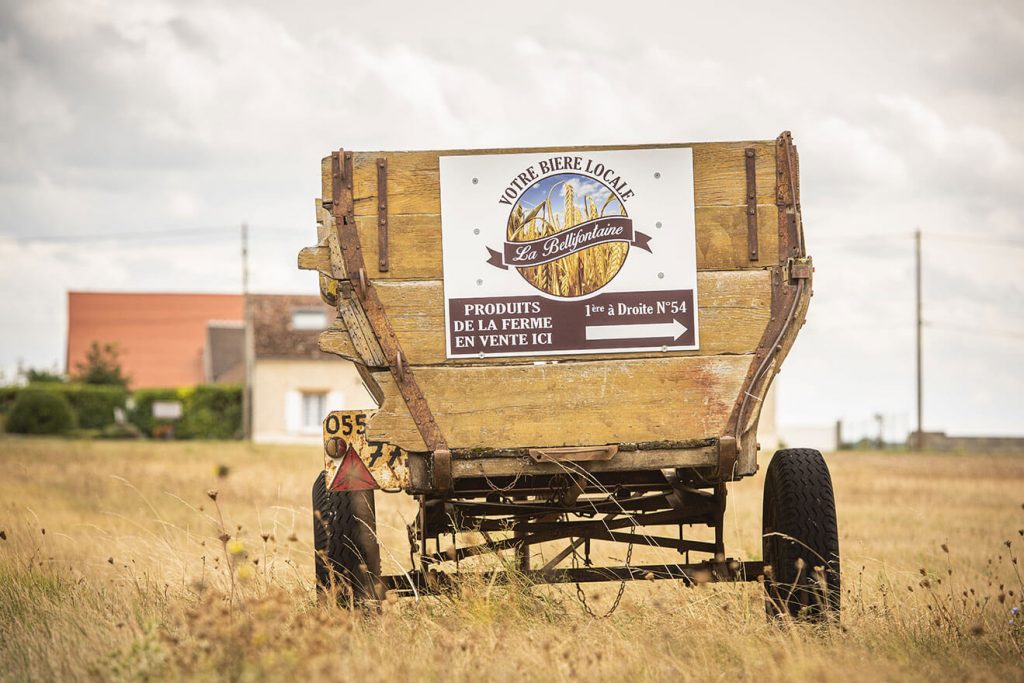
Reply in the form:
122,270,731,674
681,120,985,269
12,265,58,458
284,390,301,433
326,390,344,411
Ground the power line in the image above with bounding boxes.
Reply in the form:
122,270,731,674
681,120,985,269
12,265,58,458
1,226,304,243
926,321,1024,341
926,232,1024,249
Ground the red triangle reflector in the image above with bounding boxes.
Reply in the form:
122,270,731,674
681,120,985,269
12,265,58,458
330,445,379,492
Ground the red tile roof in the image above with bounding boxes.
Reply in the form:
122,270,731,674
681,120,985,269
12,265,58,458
250,294,335,360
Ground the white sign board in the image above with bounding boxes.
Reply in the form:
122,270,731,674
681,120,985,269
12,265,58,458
152,400,183,420
439,148,699,359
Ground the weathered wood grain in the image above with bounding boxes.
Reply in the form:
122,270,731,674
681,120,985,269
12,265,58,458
338,205,778,281
335,295,387,368
322,142,777,215
451,446,719,479
316,270,770,366
317,326,359,360
297,245,331,275
366,355,752,451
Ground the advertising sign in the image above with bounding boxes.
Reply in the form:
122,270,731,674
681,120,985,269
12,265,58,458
440,148,699,359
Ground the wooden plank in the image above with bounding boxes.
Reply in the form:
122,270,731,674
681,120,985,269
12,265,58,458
384,270,768,364
452,446,718,479
297,245,331,275
335,295,388,368
343,204,778,281
366,355,752,451
338,142,776,218
315,270,770,366
317,326,359,361
696,205,778,270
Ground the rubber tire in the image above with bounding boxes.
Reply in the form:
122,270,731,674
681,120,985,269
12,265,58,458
312,472,382,603
762,448,840,621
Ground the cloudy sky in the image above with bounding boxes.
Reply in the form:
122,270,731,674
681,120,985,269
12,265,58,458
1,0,1021,438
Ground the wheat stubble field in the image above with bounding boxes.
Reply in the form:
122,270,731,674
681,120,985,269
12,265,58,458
0,436,1022,682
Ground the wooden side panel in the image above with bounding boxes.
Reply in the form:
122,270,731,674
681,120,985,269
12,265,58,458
345,205,778,281
366,355,751,451
319,143,779,280
344,141,776,217
312,140,785,454
334,270,771,366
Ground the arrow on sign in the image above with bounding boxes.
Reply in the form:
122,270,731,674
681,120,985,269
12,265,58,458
585,319,689,342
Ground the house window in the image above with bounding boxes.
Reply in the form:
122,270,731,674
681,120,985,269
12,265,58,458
300,392,327,430
292,309,327,330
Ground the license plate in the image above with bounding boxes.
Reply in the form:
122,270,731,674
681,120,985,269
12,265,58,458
321,410,409,491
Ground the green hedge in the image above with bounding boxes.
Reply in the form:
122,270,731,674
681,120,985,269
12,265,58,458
0,385,19,414
0,383,127,429
6,388,77,435
129,385,242,440
0,383,240,439
178,385,242,440
53,384,128,429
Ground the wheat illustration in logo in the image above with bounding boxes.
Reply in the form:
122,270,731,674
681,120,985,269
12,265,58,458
505,174,630,298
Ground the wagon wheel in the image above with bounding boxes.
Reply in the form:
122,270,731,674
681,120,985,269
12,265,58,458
312,472,382,604
762,448,840,621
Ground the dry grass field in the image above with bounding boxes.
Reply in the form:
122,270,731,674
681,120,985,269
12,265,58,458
1,435,1022,682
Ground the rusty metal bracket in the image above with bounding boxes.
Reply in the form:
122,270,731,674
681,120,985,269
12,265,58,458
433,449,452,493
745,148,758,261
716,436,738,480
376,157,389,272
331,149,449,453
787,257,812,282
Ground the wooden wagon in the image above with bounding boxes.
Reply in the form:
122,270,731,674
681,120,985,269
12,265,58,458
299,131,840,618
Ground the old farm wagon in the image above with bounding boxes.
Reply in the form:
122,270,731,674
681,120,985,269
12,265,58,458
299,131,840,618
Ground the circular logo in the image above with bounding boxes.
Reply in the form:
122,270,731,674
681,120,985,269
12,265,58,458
505,173,628,298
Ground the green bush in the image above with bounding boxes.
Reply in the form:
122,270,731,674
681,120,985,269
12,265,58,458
53,384,127,429
0,386,18,414
177,385,242,440
129,385,242,440
6,388,77,435
0,384,127,431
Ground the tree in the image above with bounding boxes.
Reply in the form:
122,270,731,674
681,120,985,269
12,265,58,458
73,341,131,387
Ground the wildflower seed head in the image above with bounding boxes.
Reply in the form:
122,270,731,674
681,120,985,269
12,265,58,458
206,490,218,501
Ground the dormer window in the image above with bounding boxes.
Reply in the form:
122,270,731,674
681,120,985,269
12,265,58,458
292,309,327,330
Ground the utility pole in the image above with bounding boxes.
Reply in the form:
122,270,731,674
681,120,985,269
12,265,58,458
241,222,253,441
914,228,923,450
